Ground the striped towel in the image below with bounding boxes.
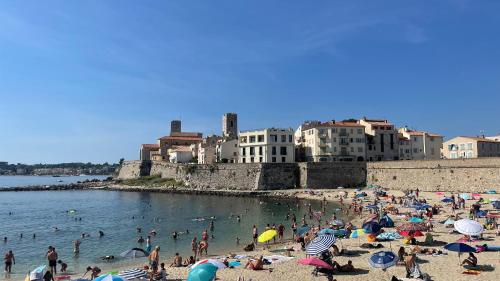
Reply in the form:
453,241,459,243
119,269,147,280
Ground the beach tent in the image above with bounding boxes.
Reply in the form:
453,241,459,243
454,219,484,236
187,263,218,281
318,228,335,236
486,189,497,194
408,217,424,223
305,235,336,256
369,251,398,269
120,248,148,258
380,215,394,227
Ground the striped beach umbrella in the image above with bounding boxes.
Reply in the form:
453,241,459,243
118,269,147,280
305,235,336,256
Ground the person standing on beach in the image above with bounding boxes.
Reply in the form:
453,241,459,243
73,240,81,254
46,246,58,275
191,237,198,260
278,223,285,242
4,250,15,273
149,246,160,271
201,229,208,241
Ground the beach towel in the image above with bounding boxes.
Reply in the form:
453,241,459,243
262,255,294,264
234,254,248,259
462,269,480,275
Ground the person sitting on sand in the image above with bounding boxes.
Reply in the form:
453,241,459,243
85,266,101,279
332,260,354,272
245,255,264,270
461,252,477,267
183,256,196,266
397,247,406,265
157,263,167,281
169,253,182,267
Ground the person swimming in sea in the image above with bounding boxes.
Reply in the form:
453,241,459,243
137,236,145,243
98,230,104,237
172,231,178,240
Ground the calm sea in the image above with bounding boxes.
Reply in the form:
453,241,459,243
0,190,343,280
0,175,109,188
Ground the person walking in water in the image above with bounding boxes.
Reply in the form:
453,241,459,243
252,225,258,244
4,250,15,273
46,246,58,275
146,236,152,253
73,240,81,254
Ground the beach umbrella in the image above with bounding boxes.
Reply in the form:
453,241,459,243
318,228,335,236
350,228,366,238
399,230,424,237
258,230,278,243
296,226,311,237
443,219,455,225
29,265,46,281
330,219,345,227
305,235,336,256
493,201,500,209
408,217,424,223
396,222,428,232
454,219,484,236
119,268,147,280
120,248,148,258
444,243,476,265
362,221,381,234
192,259,227,270
94,275,126,281
441,198,454,203
187,263,218,281
298,257,334,270
355,193,366,198
369,251,398,270
332,229,348,238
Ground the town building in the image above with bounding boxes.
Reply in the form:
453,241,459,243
168,146,195,163
239,128,295,163
358,117,399,161
398,127,443,160
216,139,239,163
486,135,500,142
140,144,160,161
222,113,238,140
197,135,223,164
300,121,366,162
442,136,500,159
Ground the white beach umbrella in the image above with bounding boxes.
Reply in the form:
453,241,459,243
191,259,227,270
454,219,484,236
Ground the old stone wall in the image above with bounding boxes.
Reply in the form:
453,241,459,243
299,162,367,189
117,160,151,179
367,158,500,192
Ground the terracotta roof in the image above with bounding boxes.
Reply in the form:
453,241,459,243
405,131,443,137
303,121,364,130
455,136,500,143
170,132,203,137
158,136,203,141
141,144,160,149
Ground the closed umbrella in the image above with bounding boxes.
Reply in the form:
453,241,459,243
187,263,218,281
305,235,336,256
120,248,148,258
296,226,310,237
258,230,277,243
454,219,484,236
298,257,334,270
369,251,398,269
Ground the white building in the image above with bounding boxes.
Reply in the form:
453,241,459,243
198,145,216,164
487,135,500,142
239,128,295,163
168,146,194,163
216,139,239,163
301,121,366,162
398,127,443,160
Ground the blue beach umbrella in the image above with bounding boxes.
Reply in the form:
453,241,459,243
441,198,454,203
296,226,311,237
444,243,476,265
362,221,381,234
332,229,348,238
187,263,218,281
369,251,398,269
318,228,335,236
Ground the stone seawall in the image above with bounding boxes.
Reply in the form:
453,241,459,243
117,161,365,190
367,158,500,192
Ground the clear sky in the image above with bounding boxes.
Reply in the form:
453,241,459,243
1,0,499,164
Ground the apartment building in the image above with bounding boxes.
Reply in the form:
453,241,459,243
216,139,239,163
301,121,366,162
239,128,295,163
443,136,500,159
358,117,399,161
398,128,443,160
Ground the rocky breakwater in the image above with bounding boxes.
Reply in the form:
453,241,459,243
0,180,109,192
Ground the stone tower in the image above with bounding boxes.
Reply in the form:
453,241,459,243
222,113,238,140
171,120,181,135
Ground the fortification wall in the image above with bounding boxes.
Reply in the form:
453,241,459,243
367,158,500,192
299,162,367,189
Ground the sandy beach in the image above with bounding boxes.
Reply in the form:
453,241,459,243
60,189,499,281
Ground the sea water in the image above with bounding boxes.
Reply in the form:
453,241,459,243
0,190,343,279
0,175,109,188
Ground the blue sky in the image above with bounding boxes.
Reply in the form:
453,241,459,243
1,0,499,164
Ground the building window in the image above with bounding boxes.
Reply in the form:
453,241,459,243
467,143,473,150
280,147,287,155
466,151,473,158
333,137,337,143
272,157,276,163
250,147,255,155
459,143,465,150
289,135,293,143
242,147,246,156
258,135,264,142
250,136,256,143
413,148,418,153
281,135,286,142
272,146,276,155
333,147,337,152
332,128,337,133
270,135,277,142
259,157,263,162
250,157,254,163
242,158,246,163
259,146,263,155
281,157,286,163
357,128,363,134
